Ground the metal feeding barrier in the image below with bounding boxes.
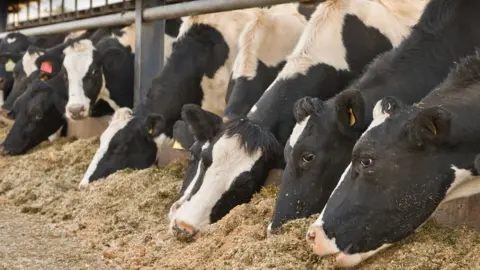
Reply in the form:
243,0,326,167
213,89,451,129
0,0,312,107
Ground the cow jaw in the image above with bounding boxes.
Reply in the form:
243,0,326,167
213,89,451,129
171,134,261,235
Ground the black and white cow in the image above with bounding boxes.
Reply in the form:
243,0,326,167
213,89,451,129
0,28,126,155
0,53,68,155
78,10,259,187
1,29,100,114
224,3,310,119
0,32,66,106
274,0,480,235
62,27,135,120
168,0,426,240
308,51,480,268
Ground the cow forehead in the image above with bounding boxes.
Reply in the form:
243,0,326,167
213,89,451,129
63,40,95,77
289,115,311,148
210,134,262,172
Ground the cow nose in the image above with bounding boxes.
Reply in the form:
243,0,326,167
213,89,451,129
306,224,340,256
170,219,200,242
0,145,10,156
67,104,86,119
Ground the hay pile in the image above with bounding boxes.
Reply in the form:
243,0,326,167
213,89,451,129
0,122,479,270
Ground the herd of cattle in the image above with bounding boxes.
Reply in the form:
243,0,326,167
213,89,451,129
1,0,480,267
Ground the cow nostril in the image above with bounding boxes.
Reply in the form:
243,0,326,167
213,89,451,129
67,104,86,118
306,229,316,243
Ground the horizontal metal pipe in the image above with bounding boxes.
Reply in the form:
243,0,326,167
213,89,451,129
0,0,307,38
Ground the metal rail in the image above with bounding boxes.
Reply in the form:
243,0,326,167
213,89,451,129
0,0,308,38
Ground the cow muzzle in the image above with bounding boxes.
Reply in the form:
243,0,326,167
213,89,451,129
169,218,200,242
306,223,340,257
66,103,88,120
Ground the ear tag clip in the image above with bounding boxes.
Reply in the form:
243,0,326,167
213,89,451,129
222,116,229,123
5,59,15,72
348,108,356,126
148,129,153,135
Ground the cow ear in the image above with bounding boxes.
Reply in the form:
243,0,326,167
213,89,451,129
293,96,324,123
372,96,405,120
405,106,451,146
173,120,195,150
145,114,166,138
101,47,127,71
334,89,366,130
181,104,223,142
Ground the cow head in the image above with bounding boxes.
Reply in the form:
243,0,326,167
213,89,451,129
0,54,67,155
268,90,376,232
79,109,163,187
168,104,283,240
2,46,45,113
63,38,128,119
307,96,480,267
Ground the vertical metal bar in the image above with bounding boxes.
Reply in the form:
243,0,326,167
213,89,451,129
134,0,165,108
61,0,64,18
27,0,30,22
134,0,143,107
0,0,7,32
75,0,78,17
37,0,40,20
49,0,52,22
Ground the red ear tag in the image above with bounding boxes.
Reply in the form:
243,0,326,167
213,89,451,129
40,61,53,74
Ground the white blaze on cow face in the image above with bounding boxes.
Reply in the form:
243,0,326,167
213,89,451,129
79,108,133,187
63,39,96,119
171,135,262,231
168,142,210,221
200,65,230,116
113,24,136,52
289,115,310,148
22,51,43,77
6,37,16,44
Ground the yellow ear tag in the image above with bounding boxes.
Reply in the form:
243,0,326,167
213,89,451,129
148,129,153,135
432,124,437,135
172,140,184,150
5,59,15,72
348,108,356,126
222,116,229,123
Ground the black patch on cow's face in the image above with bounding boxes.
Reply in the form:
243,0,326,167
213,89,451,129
322,51,480,254
271,0,480,231
166,18,182,38
87,116,159,182
225,60,286,119
1,72,66,155
145,23,229,137
0,33,30,55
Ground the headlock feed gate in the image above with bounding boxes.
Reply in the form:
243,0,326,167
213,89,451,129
0,0,317,108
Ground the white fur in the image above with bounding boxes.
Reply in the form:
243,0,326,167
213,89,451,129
178,9,259,116
6,37,16,44
168,142,211,221
113,24,135,52
64,30,87,42
443,166,480,203
22,51,43,77
164,34,175,62
289,115,310,148
0,90,3,106
63,40,96,119
172,134,262,231
334,244,392,267
79,108,133,187
232,4,307,80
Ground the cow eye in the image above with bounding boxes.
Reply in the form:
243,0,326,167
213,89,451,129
302,153,315,163
360,158,373,167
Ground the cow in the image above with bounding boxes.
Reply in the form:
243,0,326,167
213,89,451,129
0,32,66,106
0,52,68,155
167,0,427,241
307,50,480,268
274,0,480,236
0,28,129,155
78,9,261,187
